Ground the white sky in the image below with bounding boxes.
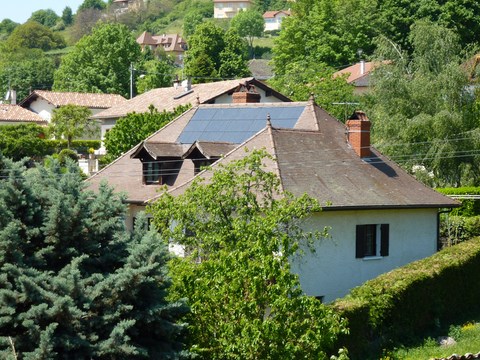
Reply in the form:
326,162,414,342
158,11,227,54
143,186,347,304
1,1,86,24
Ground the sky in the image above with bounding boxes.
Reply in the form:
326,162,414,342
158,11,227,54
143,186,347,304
1,0,86,24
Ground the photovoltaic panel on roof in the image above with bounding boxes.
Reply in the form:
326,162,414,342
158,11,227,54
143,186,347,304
177,106,305,144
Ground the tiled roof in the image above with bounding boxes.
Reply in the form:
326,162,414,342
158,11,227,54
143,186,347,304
163,118,459,210
183,141,237,159
91,78,290,120
263,10,291,18
136,32,186,52
248,59,274,80
87,99,458,211
334,61,390,85
0,104,47,124
20,90,126,109
86,101,313,203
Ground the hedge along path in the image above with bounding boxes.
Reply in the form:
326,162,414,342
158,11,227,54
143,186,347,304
331,237,480,358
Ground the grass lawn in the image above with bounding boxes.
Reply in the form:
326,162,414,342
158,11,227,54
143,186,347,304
387,320,480,359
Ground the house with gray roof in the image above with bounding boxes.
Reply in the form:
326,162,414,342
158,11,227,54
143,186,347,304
86,85,459,301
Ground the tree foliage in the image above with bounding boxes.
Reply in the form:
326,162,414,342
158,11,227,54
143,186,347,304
49,104,95,149
0,124,50,161
0,156,188,358
268,60,356,120
230,9,265,57
148,150,347,359
62,6,74,26
0,19,18,40
78,0,107,12
0,49,56,101
4,21,65,52
103,104,190,162
53,23,141,97
29,9,60,28
136,58,175,95
185,22,250,82
365,20,480,187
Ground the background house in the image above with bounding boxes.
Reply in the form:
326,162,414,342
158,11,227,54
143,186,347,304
334,60,388,95
86,89,458,301
214,0,252,18
92,77,290,154
136,32,187,65
19,90,126,123
0,104,47,126
263,10,291,32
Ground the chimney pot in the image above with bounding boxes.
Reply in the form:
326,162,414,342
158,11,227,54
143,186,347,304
346,110,371,158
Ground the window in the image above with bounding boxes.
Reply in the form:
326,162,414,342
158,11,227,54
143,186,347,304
144,161,162,184
355,224,389,258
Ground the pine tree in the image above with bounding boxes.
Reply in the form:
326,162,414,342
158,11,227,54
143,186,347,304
0,155,188,359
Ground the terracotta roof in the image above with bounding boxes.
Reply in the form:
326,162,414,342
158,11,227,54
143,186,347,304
20,90,126,109
136,32,186,52
334,61,390,86
136,31,157,45
0,104,47,125
263,10,291,18
91,77,290,120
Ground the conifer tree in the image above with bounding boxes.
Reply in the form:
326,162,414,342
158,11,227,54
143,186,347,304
0,155,188,359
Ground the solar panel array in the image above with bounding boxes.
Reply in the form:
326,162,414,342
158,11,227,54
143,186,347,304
177,106,305,144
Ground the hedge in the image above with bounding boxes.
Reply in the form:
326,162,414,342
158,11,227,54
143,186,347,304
331,238,480,359
436,187,480,216
44,140,101,155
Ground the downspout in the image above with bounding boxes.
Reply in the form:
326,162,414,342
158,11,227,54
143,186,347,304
437,208,454,251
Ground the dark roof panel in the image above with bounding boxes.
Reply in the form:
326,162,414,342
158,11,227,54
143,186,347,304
177,106,304,144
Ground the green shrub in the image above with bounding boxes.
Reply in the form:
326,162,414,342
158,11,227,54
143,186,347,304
58,148,78,165
436,187,480,216
331,238,480,359
440,215,480,246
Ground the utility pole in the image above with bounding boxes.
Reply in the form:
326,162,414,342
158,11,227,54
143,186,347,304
130,63,134,99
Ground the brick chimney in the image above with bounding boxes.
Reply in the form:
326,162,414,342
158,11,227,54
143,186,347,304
232,82,261,103
346,110,371,158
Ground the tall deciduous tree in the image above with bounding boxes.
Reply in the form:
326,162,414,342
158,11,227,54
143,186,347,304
229,9,264,57
136,58,175,95
0,156,188,358
49,104,95,149
185,22,249,82
148,150,347,359
62,6,73,26
268,60,356,120
29,9,60,28
4,21,65,51
78,0,107,12
53,23,141,97
366,20,480,187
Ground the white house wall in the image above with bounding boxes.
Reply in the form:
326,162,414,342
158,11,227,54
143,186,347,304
28,98,55,121
293,208,438,303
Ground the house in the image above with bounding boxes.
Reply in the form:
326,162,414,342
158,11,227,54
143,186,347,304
19,90,127,123
136,32,187,65
263,10,291,32
334,60,387,95
214,0,252,19
86,87,459,301
0,104,47,126
91,77,290,154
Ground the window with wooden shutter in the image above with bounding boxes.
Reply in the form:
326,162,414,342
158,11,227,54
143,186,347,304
356,223,389,258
